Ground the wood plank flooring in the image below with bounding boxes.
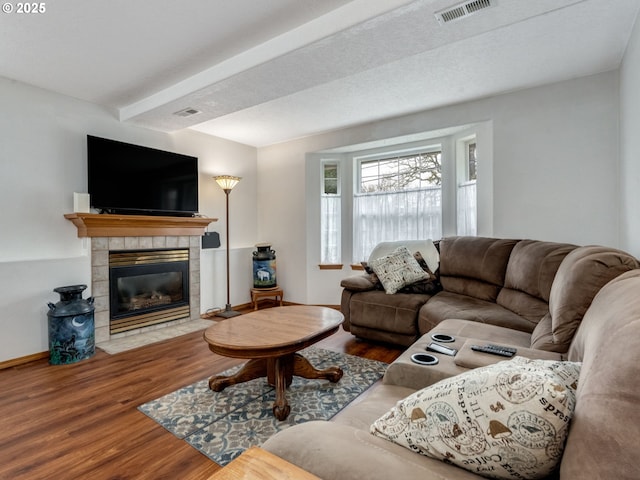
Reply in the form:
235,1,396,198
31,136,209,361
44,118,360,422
0,314,403,480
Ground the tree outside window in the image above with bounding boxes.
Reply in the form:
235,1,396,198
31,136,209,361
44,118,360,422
360,152,441,193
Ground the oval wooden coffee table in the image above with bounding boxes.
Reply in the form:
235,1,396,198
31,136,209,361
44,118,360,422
203,306,344,420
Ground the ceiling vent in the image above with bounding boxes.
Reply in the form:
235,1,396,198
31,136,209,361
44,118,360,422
435,0,493,24
173,107,201,117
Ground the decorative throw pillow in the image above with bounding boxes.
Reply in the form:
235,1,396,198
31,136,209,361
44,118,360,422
363,252,442,293
399,251,442,294
369,246,430,294
369,240,440,273
371,357,581,480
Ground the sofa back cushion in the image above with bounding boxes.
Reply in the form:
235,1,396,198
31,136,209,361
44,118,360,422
438,236,518,302
531,246,639,352
560,269,640,479
496,240,576,328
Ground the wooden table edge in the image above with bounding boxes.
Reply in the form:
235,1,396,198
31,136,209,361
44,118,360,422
208,446,321,479
204,325,340,359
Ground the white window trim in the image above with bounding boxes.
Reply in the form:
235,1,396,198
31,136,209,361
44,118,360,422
311,121,492,268
319,157,344,265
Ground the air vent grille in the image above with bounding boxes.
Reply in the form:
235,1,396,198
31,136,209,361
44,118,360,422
435,0,493,24
173,107,201,117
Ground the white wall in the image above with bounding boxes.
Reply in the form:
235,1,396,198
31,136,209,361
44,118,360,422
620,11,640,258
1,62,629,362
257,71,621,306
0,78,257,362
176,129,257,313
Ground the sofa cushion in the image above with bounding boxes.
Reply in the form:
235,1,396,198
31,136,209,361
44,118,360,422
454,339,563,370
531,246,639,352
429,319,533,348
369,246,429,294
371,357,581,480
531,246,640,353
419,291,537,334
500,240,576,303
349,290,430,336
496,240,576,328
438,237,519,302
263,420,483,480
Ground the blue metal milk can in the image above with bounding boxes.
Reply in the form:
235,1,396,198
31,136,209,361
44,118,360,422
47,284,95,365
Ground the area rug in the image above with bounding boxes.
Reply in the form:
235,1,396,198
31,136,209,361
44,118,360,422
138,347,387,465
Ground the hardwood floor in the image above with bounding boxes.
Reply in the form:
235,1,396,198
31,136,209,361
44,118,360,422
0,313,403,480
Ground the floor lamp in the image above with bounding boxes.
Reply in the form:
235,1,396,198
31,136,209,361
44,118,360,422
214,175,242,318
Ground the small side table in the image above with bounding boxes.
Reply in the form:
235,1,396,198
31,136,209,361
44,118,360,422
208,446,321,479
250,286,284,310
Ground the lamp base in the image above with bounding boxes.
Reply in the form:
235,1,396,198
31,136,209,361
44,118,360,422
215,304,242,318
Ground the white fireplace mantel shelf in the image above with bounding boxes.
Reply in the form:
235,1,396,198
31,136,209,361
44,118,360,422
65,213,216,238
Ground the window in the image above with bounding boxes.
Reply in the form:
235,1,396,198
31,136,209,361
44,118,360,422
320,161,341,264
359,152,442,192
353,149,443,262
457,138,477,235
315,124,485,267
467,142,477,181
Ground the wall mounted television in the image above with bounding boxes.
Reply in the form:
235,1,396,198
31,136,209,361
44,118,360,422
87,135,199,217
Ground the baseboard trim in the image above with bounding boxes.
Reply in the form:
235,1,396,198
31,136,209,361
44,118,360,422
0,351,49,370
4,303,341,368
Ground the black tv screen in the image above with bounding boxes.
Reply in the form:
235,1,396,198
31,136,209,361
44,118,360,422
87,135,198,216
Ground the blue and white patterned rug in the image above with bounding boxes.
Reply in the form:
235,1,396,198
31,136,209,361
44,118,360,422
138,347,387,466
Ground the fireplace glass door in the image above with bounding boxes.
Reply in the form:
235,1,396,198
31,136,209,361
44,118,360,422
109,249,190,333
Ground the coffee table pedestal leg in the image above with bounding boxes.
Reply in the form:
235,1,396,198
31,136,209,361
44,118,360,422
209,359,268,391
270,354,344,420
208,353,344,421
272,357,291,420
291,353,344,383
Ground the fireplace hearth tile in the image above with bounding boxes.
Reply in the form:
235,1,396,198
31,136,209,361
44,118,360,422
97,319,215,354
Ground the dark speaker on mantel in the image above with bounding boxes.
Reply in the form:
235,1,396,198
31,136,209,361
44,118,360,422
202,232,221,249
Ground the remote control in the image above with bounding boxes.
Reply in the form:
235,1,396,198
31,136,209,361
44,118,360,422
470,344,516,357
487,344,517,354
426,342,457,356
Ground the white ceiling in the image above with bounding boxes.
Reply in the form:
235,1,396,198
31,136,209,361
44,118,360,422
1,0,639,147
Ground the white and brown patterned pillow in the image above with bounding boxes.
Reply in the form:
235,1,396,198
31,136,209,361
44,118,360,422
369,246,430,294
371,357,581,480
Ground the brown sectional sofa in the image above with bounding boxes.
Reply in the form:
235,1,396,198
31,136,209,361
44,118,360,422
341,236,637,352
262,237,640,479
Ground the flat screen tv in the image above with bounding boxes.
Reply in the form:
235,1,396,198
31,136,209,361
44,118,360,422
87,135,199,216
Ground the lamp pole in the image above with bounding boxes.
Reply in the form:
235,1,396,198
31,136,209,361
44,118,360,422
214,175,241,318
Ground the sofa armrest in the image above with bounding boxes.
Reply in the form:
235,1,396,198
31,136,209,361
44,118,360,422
454,338,564,369
340,274,377,292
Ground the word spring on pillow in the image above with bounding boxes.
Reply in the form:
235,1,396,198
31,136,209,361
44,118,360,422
371,357,581,480
369,246,430,294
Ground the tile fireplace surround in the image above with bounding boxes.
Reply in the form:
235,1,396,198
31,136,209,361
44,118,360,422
64,213,215,345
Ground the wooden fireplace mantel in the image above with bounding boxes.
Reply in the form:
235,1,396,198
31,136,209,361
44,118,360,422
64,213,216,237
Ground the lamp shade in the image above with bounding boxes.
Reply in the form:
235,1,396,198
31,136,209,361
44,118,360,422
214,175,241,191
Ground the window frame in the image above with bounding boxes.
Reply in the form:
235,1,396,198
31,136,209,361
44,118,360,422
354,144,443,195
455,134,478,236
319,158,343,267
321,160,341,196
